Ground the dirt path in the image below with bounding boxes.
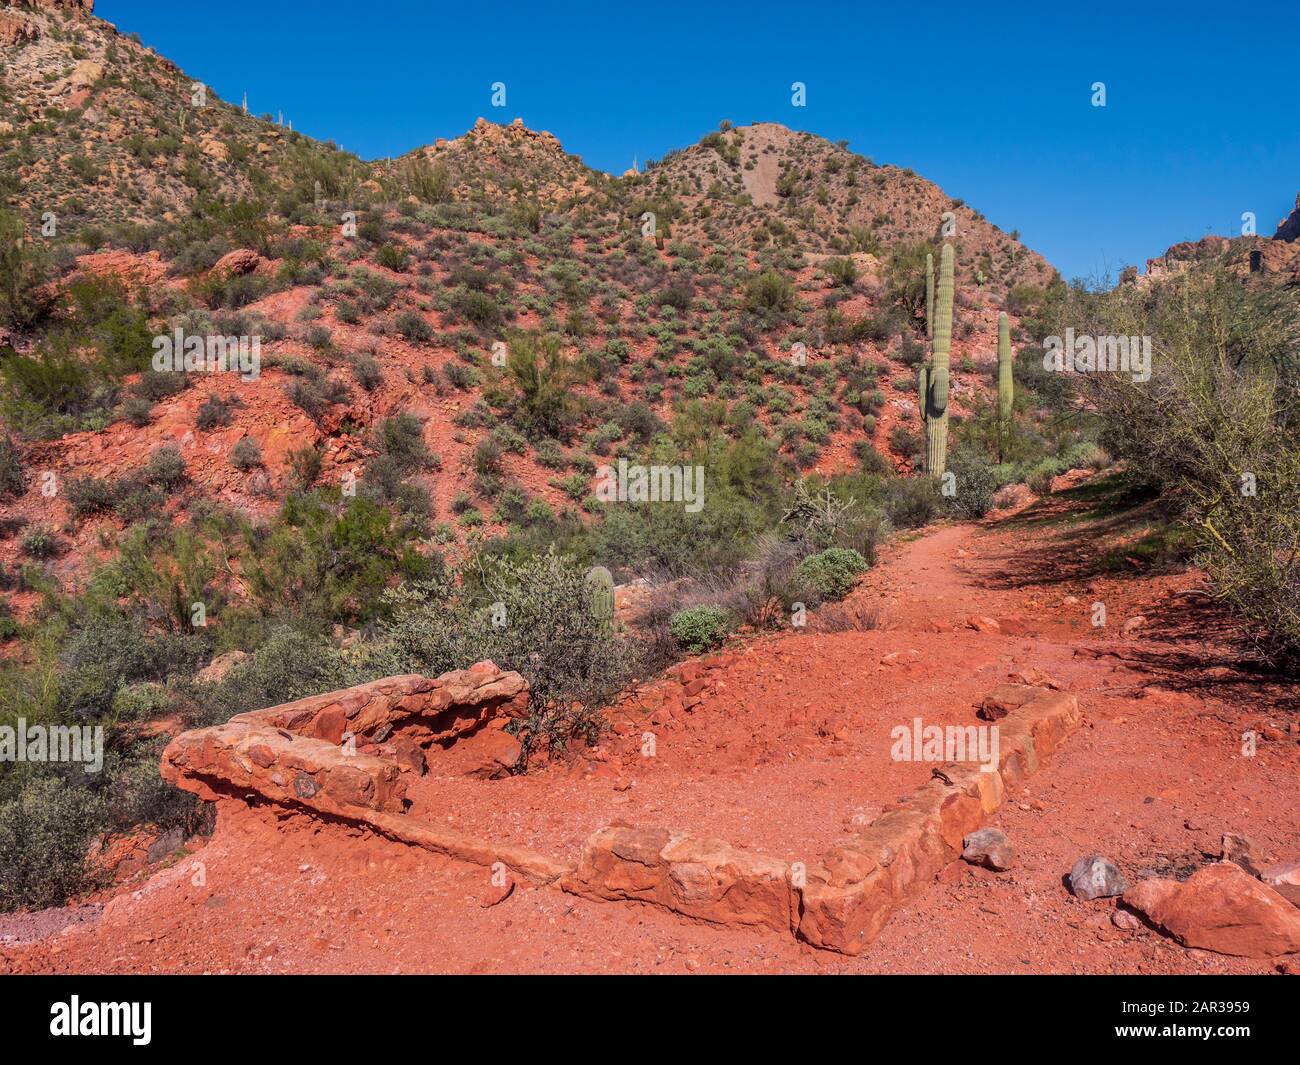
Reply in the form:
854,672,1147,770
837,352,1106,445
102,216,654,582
4,480,1296,974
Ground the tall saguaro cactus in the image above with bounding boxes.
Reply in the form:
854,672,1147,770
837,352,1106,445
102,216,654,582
925,251,935,337
918,243,954,477
996,311,1014,461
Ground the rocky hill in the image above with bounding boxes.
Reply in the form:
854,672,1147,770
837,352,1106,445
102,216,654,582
0,0,362,235
637,121,1054,295
0,0,1076,617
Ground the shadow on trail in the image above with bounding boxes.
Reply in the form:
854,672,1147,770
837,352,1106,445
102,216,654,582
968,473,1298,715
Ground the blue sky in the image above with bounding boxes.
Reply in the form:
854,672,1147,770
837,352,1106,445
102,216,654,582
99,0,1299,283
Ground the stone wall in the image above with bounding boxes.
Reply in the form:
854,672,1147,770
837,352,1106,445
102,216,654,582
564,686,1082,954
162,662,529,820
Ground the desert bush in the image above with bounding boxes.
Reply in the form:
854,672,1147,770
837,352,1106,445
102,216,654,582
351,354,382,391
943,449,1000,519
505,330,574,439
743,269,795,317
230,436,262,470
883,477,942,529
0,207,54,331
144,446,187,491
64,475,121,520
186,625,353,727
375,244,408,272
19,524,60,559
369,552,639,759
196,393,237,430
825,256,858,287
0,777,104,911
120,394,154,427
795,547,867,601
669,605,732,653
395,310,432,342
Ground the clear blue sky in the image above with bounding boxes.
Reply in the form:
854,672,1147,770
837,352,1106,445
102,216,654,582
99,0,1299,283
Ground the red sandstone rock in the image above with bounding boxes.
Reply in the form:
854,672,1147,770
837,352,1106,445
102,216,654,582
211,249,269,279
1260,858,1300,909
459,728,523,780
978,683,1040,722
194,649,249,686
562,824,793,934
161,663,529,818
1123,862,1300,958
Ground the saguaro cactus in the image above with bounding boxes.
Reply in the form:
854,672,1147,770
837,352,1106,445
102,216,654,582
996,311,1014,461
585,566,616,636
925,251,934,337
918,243,954,477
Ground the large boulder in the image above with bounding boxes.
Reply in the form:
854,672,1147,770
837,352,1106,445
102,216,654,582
1123,862,1300,958
211,249,270,279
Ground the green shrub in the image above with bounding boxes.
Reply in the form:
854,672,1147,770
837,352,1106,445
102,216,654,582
884,477,942,529
395,310,432,342
65,475,121,520
19,524,60,559
120,394,154,427
230,436,261,470
0,777,105,912
943,450,1000,519
144,446,187,491
369,552,640,758
795,547,867,601
352,354,382,391
743,269,794,316
669,605,732,653
0,206,54,331
375,244,408,271
196,393,236,431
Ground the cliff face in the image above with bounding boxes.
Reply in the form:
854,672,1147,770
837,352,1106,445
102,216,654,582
1274,192,1300,242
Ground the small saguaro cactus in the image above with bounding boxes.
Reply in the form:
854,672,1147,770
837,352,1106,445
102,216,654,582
585,565,616,636
918,243,955,477
996,311,1014,461
925,251,935,337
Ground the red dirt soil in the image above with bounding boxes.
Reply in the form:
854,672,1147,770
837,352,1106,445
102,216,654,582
3,484,1297,974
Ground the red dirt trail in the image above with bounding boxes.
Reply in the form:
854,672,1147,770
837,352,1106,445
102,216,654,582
3,484,1296,974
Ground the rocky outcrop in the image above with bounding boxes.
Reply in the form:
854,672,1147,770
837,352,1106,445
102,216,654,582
1273,192,1300,242
0,10,37,45
1126,196,1300,288
210,248,270,279
1123,862,1300,958
161,662,530,820
1143,236,1230,282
